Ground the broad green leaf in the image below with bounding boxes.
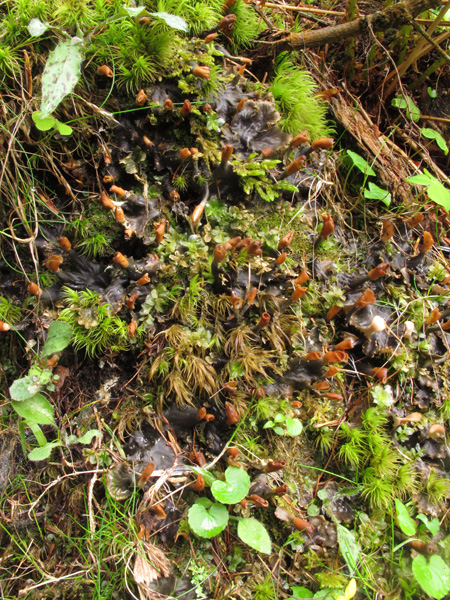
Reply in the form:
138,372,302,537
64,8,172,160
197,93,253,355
273,427,285,436
28,18,49,37
346,150,376,176
288,586,313,599
40,38,84,119
237,517,271,554
188,498,229,538
421,128,448,155
28,441,62,461
392,95,420,122
363,182,391,207
407,173,434,186
41,321,72,356
263,420,274,429
77,429,102,444
32,111,56,131
395,499,417,536
337,524,359,574
274,413,285,423
149,12,188,32
427,182,450,211
417,514,440,536
10,376,41,401
286,416,303,437
211,467,251,504
11,395,55,425
123,5,145,17
55,120,73,136
412,554,450,599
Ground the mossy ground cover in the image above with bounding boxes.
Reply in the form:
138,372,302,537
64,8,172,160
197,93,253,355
1,1,450,599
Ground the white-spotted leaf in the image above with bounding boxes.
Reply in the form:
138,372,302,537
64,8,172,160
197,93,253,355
11,395,55,425
188,498,229,538
40,38,83,119
28,18,49,37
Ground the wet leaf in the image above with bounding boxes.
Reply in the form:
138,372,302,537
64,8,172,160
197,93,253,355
237,517,271,554
10,376,41,401
41,321,72,356
149,12,188,32
32,111,56,131
211,467,251,504
77,429,102,444
412,554,450,599
337,524,359,574
40,38,83,119
188,498,229,538
395,499,416,536
123,5,145,17
286,416,303,437
11,395,55,425
28,18,49,37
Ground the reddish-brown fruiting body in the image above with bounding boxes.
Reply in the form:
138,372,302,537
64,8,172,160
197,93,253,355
326,304,342,320
236,98,247,111
113,252,129,268
406,213,424,228
235,237,252,250
293,517,314,534
225,402,240,425
190,147,200,156
97,65,113,77
290,130,309,148
320,213,334,239
426,307,442,324
127,293,139,309
245,287,257,305
163,98,173,110
28,282,42,296
314,381,330,390
221,144,233,162
294,270,309,285
110,185,127,197
257,313,271,328
100,191,115,209
213,245,227,264
128,321,137,337
202,103,213,113
137,273,150,286
264,460,286,473
285,155,306,176
335,338,355,350
136,89,147,106
142,135,153,148
193,66,210,80
179,148,192,162
355,289,375,310
205,413,215,422
323,350,348,364
115,207,126,224
180,99,192,116
325,392,344,401
278,230,295,250
421,231,433,253
192,474,205,492
46,255,63,273
325,365,340,377
154,220,166,244
250,495,269,507
306,351,323,361
0,321,11,331
291,286,306,301
272,484,289,496
372,366,388,382
381,220,394,242
169,190,180,202
291,400,302,407
275,252,287,266
57,236,71,251
197,407,207,421
227,447,240,458
224,236,242,250
204,32,218,43
191,202,205,224
103,174,114,184
137,462,154,487
311,137,334,150
230,291,243,310
368,262,389,281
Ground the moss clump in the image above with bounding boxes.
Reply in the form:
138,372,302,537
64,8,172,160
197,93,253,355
270,52,331,139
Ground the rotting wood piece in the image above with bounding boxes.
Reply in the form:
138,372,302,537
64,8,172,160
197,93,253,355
274,0,441,50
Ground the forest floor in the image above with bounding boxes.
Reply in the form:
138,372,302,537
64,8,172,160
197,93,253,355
1,1,450,599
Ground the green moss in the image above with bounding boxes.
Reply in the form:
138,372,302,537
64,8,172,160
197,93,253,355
270,52,331,139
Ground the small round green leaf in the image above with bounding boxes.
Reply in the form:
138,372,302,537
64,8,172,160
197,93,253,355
32,111,56,131
11,395,55,425
286,416,303,437
188,498,229,538
412,554,450,599
237,517,272,554
211,467,251,504
55,121,73,136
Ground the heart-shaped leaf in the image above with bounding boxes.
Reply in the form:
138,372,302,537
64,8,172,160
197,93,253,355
412,554,450,599
188,498,229,538
286,416,303,437
237,517,271,554
11,395,55,425
211,467,251,504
